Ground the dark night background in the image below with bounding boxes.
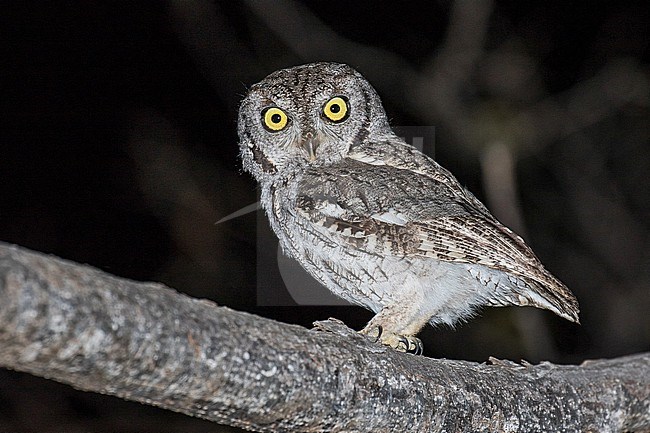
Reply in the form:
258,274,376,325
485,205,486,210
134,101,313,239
1,1,649,431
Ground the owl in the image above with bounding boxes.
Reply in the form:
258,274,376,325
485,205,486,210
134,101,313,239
238,62,579,354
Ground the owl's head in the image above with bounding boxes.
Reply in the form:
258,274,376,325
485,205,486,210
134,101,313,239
238,62,390,183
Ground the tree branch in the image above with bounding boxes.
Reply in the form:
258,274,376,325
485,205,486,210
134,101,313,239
0,242,648,432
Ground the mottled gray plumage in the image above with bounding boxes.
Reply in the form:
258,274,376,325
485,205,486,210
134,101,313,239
238,62,579,353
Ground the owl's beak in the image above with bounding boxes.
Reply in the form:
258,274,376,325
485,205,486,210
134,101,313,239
302,138,319,162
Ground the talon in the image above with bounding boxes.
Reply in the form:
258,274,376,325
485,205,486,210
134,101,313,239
360,325,424,355
396,335,424,355
397,335,410,352
373,325,383,343
359,324,383,343
412,338,424,356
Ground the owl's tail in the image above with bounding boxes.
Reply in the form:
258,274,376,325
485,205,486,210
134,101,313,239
522,275,580,324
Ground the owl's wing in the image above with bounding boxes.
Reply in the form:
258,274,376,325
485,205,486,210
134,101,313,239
347,140,497,221
296,157,579,321
414,215,578,322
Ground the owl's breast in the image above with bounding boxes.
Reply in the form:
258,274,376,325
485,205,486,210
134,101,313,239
265,184,418,311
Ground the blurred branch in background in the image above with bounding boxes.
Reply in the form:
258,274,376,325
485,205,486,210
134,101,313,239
167,0,258,108
127,109,256,308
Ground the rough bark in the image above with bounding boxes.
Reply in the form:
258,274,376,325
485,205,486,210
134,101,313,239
0,242,648,433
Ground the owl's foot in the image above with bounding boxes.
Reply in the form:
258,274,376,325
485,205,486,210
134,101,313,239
360,325,423,355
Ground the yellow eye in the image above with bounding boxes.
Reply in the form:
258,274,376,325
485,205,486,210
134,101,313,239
262,107,289,132
323,96,349,123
